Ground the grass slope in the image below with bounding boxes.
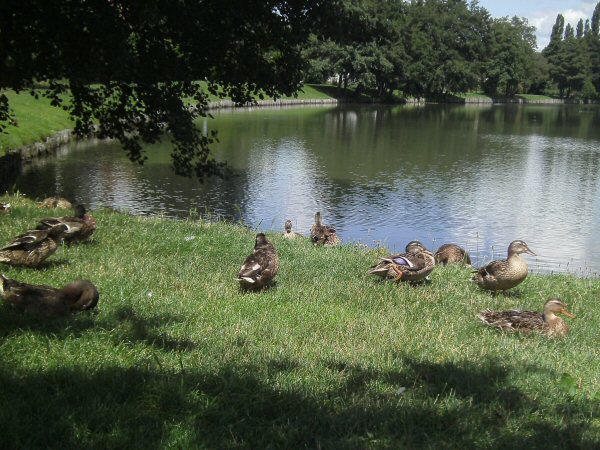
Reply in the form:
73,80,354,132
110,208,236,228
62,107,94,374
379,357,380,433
0,194,599,449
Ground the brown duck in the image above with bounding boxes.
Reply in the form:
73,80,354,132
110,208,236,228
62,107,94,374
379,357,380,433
369,240,435,283
38,197,73,209
1,274,99,316
0,224,67,267
478,298,575,337
472,240,536,293
434,243,471,266
283,220,303,240
310,212,339,246
237,233,279,290
37,204,96,244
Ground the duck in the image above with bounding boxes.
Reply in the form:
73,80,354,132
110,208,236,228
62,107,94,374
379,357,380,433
434,243,471,266
472,240,536,293
477,298,575,337
38,197,73,209
0,223,67,267
369,240,435,283
237,233,279,290
37,204,96,244
310,212,340,246
283,220,303,239
1,274,99,316
0,203,11,214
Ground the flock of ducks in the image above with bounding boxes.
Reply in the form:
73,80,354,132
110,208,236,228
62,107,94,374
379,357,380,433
0,203,575,336
0,197,99,316
239,212,576,337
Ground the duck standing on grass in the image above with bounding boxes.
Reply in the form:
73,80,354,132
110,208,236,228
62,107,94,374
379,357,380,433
472,240,536,294
283,220,303,239
0,223,67,267
310,212,339,246
237,233,279,290
37,204,96,244
369,240,435,283
434,243,471,266
478,298,575,337
0,274,99,316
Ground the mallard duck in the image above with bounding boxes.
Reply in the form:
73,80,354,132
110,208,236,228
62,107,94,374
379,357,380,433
434,243,471,266
37,204,96,244
478,298,575,337
1,274,99,316
283,220,303,239
0,203,11,214
237,233,279,290
369,240,435,283
0,224,67,267
310,212,339,246
38,197,73,209
472,240,536,293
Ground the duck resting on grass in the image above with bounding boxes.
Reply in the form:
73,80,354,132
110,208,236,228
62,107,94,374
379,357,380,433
283,220,303,239
0,274,99,316
369,240,435,283
310,212,339,246
37,204,96,244
472,240,536,294
434,243,471,266
237,233,279,290
0,203,11,214
478,298,575,337
0,224,67,267
38,197,73,209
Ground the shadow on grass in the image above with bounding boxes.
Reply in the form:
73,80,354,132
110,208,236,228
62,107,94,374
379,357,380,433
0,304,98,336
0,351,597,449
108,306,197,352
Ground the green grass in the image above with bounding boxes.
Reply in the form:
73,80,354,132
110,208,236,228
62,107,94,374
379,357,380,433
0,194,599,449
0,91,74,154
517,94,554,100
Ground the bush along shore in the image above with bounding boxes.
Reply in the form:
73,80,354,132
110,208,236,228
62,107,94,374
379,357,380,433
0,194,599,448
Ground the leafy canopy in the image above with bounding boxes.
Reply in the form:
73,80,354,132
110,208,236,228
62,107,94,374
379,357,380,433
0,0,334,179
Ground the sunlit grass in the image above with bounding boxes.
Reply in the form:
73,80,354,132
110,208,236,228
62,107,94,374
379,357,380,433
0,90,74,154
0,193,599,449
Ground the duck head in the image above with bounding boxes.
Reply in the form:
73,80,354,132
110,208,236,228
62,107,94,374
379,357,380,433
508,240,536,257
543,298,575,319
255,233,269,248
314,212,322,226
405,240,426,253
284,220,293,233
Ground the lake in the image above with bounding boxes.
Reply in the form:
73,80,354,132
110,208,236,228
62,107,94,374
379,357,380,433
6,103,600,276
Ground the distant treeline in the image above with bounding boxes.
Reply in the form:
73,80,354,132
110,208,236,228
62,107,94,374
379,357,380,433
302,0,600,100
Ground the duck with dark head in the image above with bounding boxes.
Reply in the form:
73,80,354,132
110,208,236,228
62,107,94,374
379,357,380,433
237,233,279,290
1,274,99,316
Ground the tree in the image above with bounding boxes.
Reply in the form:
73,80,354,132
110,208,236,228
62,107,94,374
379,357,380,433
0,0,336,179
483,16,538,97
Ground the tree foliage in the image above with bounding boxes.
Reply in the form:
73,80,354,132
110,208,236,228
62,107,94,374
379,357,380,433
0,0,335,178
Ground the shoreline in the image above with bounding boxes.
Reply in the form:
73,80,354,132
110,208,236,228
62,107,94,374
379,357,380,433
1,96,597,178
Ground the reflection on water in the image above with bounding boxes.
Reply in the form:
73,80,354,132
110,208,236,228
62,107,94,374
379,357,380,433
5,104,600,276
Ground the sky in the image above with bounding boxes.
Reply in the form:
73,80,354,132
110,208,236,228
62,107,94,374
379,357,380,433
476,0,599,49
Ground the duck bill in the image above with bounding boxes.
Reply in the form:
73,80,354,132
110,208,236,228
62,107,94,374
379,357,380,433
561,309,576,319
525,249,537,256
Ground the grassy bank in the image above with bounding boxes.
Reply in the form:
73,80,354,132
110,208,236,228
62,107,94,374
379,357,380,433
0,85,342,155
1,194,599,449
0,91,74,154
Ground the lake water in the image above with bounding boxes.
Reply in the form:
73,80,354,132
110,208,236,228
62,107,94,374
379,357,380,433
6,103,600,276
